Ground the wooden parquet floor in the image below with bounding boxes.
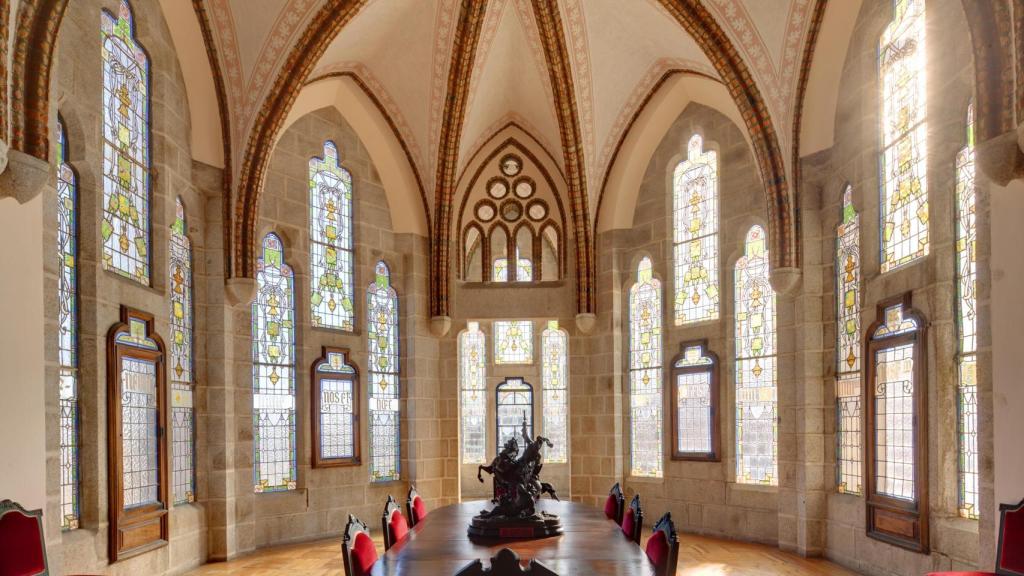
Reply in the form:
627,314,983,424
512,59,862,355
186,532,861,576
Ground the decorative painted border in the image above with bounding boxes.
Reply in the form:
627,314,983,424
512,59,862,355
9,0,69,159
789,0,827,226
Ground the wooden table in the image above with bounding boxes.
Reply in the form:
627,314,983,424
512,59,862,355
370,499,656,575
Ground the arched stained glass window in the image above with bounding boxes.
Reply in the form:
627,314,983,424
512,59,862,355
309,141,354,331
101,0,151,284
734,225,777,485
629,257,663,478
879,0,928,273
496,378,533,458
368,261,400,482
169,198,195,504
673,134,719,325
56,118,80,530
670,341,719,461
312,348,359,468
835,187,862,495
542,321,568,463
956,103,979,520
459,323,487,464
252,234,297,492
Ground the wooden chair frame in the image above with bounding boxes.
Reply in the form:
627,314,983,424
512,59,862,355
0,499,49,575
381,494,406,550
624,494,644,545
342,514,371,576
649,512,679,575
997,498,1024,575
406,485,424,527
607,482,626,525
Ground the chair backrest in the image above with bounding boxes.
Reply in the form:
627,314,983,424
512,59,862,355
406,485,427,527
454,548,559,576
604,482,625,525
997,498,1024,575
0,500,48,576
342,514,377,576
621,494,643,545
645,512,679,575
381,494,409,551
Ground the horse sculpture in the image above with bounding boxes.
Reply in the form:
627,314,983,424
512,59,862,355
476,419,559,521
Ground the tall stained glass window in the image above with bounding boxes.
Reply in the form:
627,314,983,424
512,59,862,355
368,261,400,482
496,378,533,458
670,342,718,460
835,187,862,495
56,118,80,530
101,0,151,283
309,141,354,331
629,257,663,478
312,348,359,467
169,198,194,504
541,321,568,463
494,321,533,364
673,134,719,325
956,103,979,520
879,0,928,273
252,234,297,492
734,225,777,485
460,323,487,464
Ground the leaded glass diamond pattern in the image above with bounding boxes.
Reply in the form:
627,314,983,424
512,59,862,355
122,357,159,508
309,141,355,331
673,134,719,325
368,261,400,482
460,323,487,464
630,257,663,478
542,322,568,463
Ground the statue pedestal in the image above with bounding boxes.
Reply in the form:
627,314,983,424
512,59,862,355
467,510,563,539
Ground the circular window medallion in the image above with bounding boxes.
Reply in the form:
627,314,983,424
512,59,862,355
475,200,496,222
513,177,535,199
500,199,523,222
526,200,548,222
500,154,523,177
487,177,509,199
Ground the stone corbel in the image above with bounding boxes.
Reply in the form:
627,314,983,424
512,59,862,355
430,315,452,337
975,127,1024,185
0,148,49,204
769,266,802,296
225,277,257,307
574,312,596,334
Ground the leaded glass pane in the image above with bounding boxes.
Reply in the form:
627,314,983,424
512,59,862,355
492,254,532,282
122,357,159,508
494,321,533,364
676,370,712,454
253,234,297,492
630,257,663,477
836,187,862,495
735,226,777,485
673,134,719,325
368,261,400,482
879,0,928,272
309,141,355,331
873,342,916,500
169,199,195,504
956,104,979,519
101,1,150,283
542,322,568,463
496,378,533,458
56,119,80,530
460,323,487,464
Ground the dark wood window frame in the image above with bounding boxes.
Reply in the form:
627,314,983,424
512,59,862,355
864,293,929,553
106,306,168,562
495,377,535,455
311,346,361,468
669,340,720,461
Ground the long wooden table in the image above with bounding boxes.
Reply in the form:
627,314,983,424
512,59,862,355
370,499,656,575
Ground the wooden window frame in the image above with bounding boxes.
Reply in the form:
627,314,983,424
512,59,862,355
311,346,361,468
106,306,168,562
864,293,929,553
495,377,535,454
669,340,720,462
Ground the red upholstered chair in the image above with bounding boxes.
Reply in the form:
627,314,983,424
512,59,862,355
645,512,679,576
381,495,409,551
342,514,377,576
927,498,1024,576
621,494,644,545
604,482,625,525
406,485,427,528
0,500,48,576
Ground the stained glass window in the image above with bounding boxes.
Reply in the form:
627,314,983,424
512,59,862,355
673,134,719,325
309,141,354,331
169,198,194,504
367,261,400,482
122,356,160,507
101,0,151,284
492,252,532,282
542,321,568,463
671,343,717,459
734,225,777,485
313,349,358,467
252,233,297,492
494,321,533,364
956,103,979,520
460,323,487,464
835,186,862,495
496,378,533,458
879,0,928,273
56,118,80,530
629,257,663,478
